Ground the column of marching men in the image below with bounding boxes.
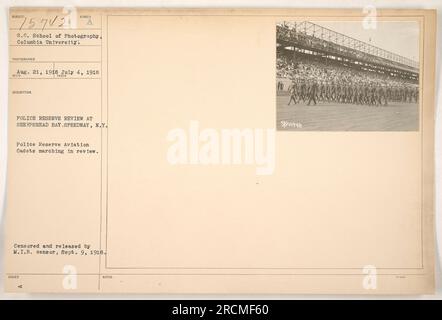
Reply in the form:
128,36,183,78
286,79,419,106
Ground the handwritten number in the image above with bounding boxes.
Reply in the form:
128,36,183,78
28,18,35,29
41,18,48,31
58,16,65,28
19,17,26,30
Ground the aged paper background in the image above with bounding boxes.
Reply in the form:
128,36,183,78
1,6,438,294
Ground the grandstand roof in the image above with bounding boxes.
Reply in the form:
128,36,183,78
279,21,419,70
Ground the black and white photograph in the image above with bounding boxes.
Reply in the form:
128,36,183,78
276,21,420,131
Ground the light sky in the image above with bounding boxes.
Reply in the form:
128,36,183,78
306,21,420,62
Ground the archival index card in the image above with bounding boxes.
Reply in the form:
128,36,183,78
4,8,437,294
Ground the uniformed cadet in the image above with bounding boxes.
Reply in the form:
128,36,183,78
287,81,298,106
307,79,319,106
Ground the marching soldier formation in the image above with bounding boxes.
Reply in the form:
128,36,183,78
286,78,419,107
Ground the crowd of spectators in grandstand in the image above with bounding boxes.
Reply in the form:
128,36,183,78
277,54,419,106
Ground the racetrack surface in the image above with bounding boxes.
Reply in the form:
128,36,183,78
276,95,419,131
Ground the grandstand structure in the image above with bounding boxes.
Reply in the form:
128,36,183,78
276,21,419,83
